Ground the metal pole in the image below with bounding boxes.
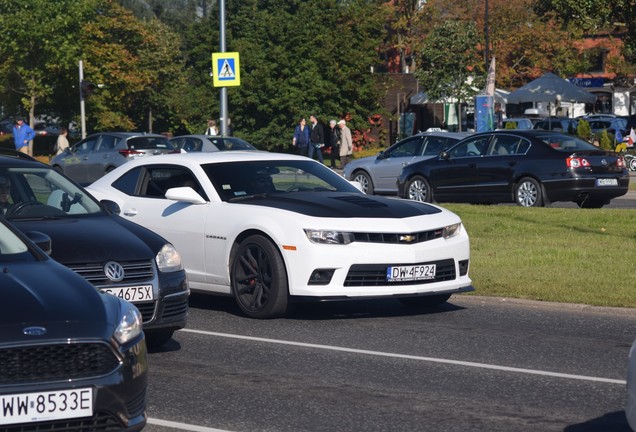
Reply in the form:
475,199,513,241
79,60,86,139
484,0,489,70
219,0,228,136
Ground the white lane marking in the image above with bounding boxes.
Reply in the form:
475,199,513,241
181,329,627,385
147,417,234,432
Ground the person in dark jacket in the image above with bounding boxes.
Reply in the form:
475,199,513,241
327,119,340,168
292,118,310,155
308,115,324,163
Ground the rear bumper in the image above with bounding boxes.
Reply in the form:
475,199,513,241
543,175,629,203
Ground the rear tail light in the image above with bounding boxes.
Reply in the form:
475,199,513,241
566,157,590,168
119,149,143,158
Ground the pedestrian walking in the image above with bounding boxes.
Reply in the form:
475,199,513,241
56,127,69,155
327,119,340,168
292,118,310,155
12,117,35,155
308,115,324,163
338,119,353,168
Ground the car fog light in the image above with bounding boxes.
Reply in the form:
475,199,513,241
308,269,336,285
458,259,469,276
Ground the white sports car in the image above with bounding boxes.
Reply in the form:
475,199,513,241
87,152,473,318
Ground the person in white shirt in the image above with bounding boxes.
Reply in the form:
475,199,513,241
56,127,70,155
205,120,218,136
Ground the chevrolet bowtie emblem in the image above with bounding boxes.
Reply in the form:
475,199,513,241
400,235,416,242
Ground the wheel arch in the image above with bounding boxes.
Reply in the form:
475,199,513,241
229,228,290,293
511,173,550,205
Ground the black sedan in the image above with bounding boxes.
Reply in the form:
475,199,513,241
0,151,189,347
397,130,629,208
0,218,147,431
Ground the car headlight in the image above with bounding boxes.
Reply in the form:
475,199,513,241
304,229,354,245
156,243,183,272
443,223,462,239
114,301,142,344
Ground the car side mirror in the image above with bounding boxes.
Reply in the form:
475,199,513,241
165,187,207,205
439,151,450,160
26,231,52,255
376,151,385,160
100,199,121,215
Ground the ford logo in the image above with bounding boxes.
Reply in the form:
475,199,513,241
23,326,47,336
104,261,125,282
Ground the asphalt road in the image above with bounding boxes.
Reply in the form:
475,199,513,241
142,295,635,432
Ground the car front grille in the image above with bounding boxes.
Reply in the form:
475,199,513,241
352,229,444,244
344,259,456,287
0,412,127,432
162,295,189,320
67,261,154,287
0,342,120,385
135,302,157,324
126,388,147,419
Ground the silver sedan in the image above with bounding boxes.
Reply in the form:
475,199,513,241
343,131,470,195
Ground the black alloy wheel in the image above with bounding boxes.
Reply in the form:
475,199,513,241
230,234,289,319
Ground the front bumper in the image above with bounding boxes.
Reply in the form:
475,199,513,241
0,337,148,432
281,228,472,299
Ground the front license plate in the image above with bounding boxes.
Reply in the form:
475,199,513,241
101,285,154,302
387,264,436,282
0,388,93,426
596,178,618,186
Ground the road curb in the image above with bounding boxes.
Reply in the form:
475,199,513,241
455,293,636,316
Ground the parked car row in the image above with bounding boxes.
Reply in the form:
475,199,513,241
344,130,629,208
51,132,258,185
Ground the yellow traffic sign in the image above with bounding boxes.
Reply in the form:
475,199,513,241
212,52,241,87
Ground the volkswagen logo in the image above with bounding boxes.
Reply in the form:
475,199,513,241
104,261,125,282
23,326,47,336
601,159,608,166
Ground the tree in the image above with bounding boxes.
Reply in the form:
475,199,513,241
0,0,96,125
415,20,482,130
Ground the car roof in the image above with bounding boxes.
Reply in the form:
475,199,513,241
110,150,304,169
86,132,167,139
0,152,48,168
170,135,234,140
413,131,471,139
459,130,576,140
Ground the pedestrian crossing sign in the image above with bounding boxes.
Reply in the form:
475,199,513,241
212,52,241,87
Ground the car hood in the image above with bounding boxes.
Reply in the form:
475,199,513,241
0,260,113,343
12,215,155,266
231,192,442,218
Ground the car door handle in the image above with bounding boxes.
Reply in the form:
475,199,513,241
508,161,518,167
82,156,89,160
123,208,138,217
468,163,477,168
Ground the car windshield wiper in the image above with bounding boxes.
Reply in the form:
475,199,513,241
228,193,269,202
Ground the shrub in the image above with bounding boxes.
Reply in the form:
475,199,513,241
599,129,612,150
577,119,591,141
505,121,517,129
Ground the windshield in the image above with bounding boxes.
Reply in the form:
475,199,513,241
203,160,361,202
0,167,103,220
536,133,600,152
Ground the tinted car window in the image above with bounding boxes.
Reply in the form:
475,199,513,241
536,133,599,151
489,135,526,156
182,138,203,152
387,136,423,157
112,166,143,195
128,136,172,150
423,136,447,155
97,135,118,151
223,138,256,150
449,136,490,158
135,165,206,199
75,137,98,154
